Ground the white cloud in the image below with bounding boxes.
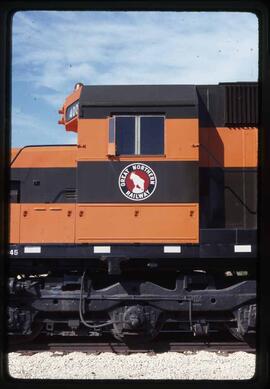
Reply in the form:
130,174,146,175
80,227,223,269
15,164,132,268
12,11,258,89
12,106,76,146
11,11,258,145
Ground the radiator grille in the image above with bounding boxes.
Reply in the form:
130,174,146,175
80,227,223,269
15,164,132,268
224,83,258,126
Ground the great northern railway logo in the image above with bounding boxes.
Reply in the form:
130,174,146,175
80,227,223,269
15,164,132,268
118,163,157,201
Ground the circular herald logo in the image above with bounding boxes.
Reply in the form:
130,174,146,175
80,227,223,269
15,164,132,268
118,163,157,201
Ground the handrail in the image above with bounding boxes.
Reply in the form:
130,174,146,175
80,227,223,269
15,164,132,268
10,144,76,166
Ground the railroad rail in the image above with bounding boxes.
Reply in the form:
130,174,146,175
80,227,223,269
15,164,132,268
8,335,255,355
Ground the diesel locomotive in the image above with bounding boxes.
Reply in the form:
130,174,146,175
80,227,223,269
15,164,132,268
8,82,257,343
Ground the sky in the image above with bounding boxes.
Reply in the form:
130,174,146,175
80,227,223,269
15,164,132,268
12,11,258,147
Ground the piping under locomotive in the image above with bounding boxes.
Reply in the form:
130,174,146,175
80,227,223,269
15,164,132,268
8,82,257,343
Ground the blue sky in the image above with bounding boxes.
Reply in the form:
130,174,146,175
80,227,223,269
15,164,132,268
12,11,258,147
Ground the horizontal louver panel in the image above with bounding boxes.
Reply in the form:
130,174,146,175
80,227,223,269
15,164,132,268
64,189,77,200
224,83,258,126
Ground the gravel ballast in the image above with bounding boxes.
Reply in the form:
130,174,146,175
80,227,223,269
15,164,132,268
8,351,255,380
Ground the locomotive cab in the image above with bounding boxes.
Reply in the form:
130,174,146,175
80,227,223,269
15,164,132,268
60,83,199,248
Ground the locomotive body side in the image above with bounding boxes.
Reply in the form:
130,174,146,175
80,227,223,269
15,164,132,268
8,83,257,342
9,83,257,257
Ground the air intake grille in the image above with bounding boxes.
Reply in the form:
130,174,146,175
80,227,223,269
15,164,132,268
224,83,258,126
64,189,77,200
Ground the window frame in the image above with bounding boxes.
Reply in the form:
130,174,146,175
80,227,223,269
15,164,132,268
112,114,165,156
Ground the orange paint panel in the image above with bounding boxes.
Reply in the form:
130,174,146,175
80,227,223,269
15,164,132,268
76,204,199,243
165,119,199,160
199,127,258,167
244,129,258,167
10,204,21,243
20,204,75,243
78,119,108,160
78,118,199,161
11,146,77,168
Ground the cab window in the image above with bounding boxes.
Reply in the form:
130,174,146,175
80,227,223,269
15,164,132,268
114,115,164,155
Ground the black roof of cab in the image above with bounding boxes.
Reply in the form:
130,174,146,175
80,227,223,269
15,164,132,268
79,84,198,119
78,82,258,125
79,84,197,106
